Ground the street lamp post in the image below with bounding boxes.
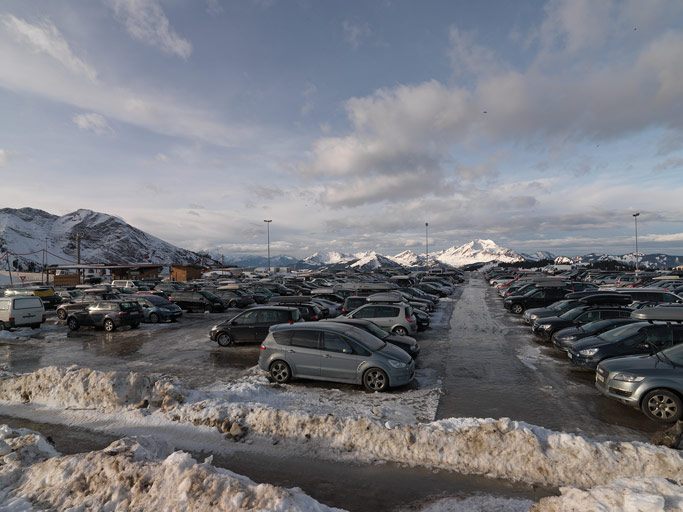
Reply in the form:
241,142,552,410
633,212,640,274
264,220,272,274
425,222,429,269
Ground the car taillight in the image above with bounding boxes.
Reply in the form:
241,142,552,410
311,315,318,321
288,320,294,324
260,344,266,350
406,314,413,322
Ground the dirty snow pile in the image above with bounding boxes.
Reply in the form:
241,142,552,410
1,367,683,491
0,425,341,511
530,478,683,512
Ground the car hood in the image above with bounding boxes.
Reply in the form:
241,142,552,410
526,307,555,316
385,334,417,347
554,326,583,341
378,342,412,363
571,335,614,350
599,353,673,373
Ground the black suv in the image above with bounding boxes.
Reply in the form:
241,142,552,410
66,301,143,332
209,306,301,346
532,301,633,341
168,291,225,313
504,286,569,315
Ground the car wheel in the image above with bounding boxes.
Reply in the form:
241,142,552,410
103,319,116,332
228,300,237,308
67,318,80,331
216,332,233,347
57,309,67,321
511,304,524,314
641,389,682,422
363,368,389,392
269,360,291,383
393,326,408,336
149,313,160,324
31,323,40,329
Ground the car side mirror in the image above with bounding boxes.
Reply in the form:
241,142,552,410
342,348,352,354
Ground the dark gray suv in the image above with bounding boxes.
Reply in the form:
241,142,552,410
258,323,415,391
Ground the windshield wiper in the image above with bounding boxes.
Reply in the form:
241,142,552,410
658,350,677,367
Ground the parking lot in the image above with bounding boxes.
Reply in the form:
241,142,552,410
0,273,658,440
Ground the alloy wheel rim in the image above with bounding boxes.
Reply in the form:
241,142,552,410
366,371,385,390
648,395,677,419
272,363,288,382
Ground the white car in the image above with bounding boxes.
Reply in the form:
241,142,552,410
0,296,46,330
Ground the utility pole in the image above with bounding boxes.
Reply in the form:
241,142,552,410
264,220,272,274
76,232,82,284
425,222,429,270
633,212,640,274
44,237,48,284
5,252,12,286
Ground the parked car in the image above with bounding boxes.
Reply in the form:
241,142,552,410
213,289,255,308
66,301,143,332
346,303,417,336
568,320,683,369
4,287,61,310
258,322,415,391
209,306,301,346
168,290,225,313
320,318,420,358
552,318,639,351
135,295,183,323
504,286,569,314
55,288,121,320
111,280,139,291
310,297,342,318
413,308,430,331
341,296,368,315
0,296,46,330
523,299,583,325
532,303,633,341
596,342,683,422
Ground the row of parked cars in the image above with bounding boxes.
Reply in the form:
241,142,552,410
208,271,463,391
487,267,683,422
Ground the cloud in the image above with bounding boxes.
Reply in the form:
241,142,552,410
342,20,371,49
0,149,7,167
0,14,97,81
72,112,114,135
0,15,250,147
654,157,683,172
108,0,192,59
448,28,504,79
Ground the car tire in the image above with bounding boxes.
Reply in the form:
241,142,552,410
57,309,67,321
269,360,291,383
67,318,80,331
149,313,160,324
511,304,524,314
641,389,682,423
30,323,40,329
228,300,237,308
363,368,389,392
393,326,408,336
216,332,233,347
103,319,116,333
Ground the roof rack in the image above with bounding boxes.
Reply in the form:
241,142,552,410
578,293,632,306
630,306,683,322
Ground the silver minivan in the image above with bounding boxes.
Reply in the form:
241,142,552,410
0,296,46,330
259,323,415,391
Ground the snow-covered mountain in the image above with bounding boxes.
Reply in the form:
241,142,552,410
388,250,424,267
303,251,355,265
223,254,301,268
521,251,556,262
433,239,525,267
554,252,683,269
0,208,205,269
349,251,403,271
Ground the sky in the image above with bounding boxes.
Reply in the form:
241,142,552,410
1,0,683,259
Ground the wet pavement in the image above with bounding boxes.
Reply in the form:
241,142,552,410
436,273,658,440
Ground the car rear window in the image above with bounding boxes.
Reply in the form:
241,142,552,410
13,297,43,309
119,302,139,311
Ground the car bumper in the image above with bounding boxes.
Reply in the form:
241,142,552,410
566,350,600,369
594,372,641,407
389,363,415,387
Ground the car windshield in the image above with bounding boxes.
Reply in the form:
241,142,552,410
559,307,587,320
582,319,617,334
659,343,683,365
549,300,570,310
350,327,386,351
363,321,390,339
597,323,645,342
200,291,221,301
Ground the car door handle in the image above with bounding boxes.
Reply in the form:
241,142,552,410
287,349,295,353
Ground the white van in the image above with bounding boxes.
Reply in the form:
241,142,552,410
111,280,138,291
0,296,46,330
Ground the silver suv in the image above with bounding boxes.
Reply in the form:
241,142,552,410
258,323,415,391
346,303,417,336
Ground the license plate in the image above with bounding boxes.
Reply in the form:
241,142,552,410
596,374,605,383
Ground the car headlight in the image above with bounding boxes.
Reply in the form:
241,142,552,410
612,373,645,383
387,359,407,369
579,348,599,356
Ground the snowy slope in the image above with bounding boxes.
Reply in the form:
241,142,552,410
349,251,403,270
0,207,205,268
303,251,355,265
388,250,424,267
434,239,525,267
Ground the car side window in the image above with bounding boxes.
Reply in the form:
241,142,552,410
531,290,544,298
377,306,398,317
353,306,375,319
580,311,600,322
349,340,371,356
234,311,257,325
600,310,621,319
322,332,352,353
647,325,673,347
290,330,320,349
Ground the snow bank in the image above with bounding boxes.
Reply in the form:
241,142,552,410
0,366,183,411
3,430,342,511
1,367,682,490
531,478,683,511
419,495,533,512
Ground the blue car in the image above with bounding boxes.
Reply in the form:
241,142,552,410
136,295,183,323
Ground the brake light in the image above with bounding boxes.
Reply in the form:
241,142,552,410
311,315,318,321
260,344,266,350
288,320,294,324
406,314,413,322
